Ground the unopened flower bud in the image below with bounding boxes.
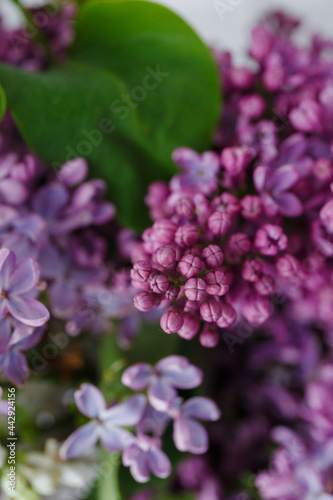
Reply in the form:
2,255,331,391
200,300,222,323
178,314,200,340
134,291,157,312
178,254,203,278
175,224,199,247
204,270,229,296
208,211,231,236
201,245,224,268
184,278,207,301
160,309,184,334
200,325,219,348
216,303,237,328
153,219,177,244
156,246,177,268
149,273,170,294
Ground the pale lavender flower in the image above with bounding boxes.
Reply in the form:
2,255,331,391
0,248,49,327
122,356,203,412
168,397,221,454
172,148,220,195
60,383,147,460
122,434,171,483
254,165,303,217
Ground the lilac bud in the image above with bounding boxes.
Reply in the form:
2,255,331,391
200,300,222,323
160,309,184,334
221,146,252,176
242,259,263,282
184,278,207,301
276,254,303,281
238,94,266,119
165,284,180,301
175,224,199,248
131,243,149,264
312,158,333,183
176,197,195,218
208,211,231,236
178,314,200,340
156,246,177,268
254,224,288,256
240,195,262,220
242,294,271,325
216,303,237,328
142,228,160,254
201,245,224,268
229,66,254,90
153,219,177,244
320,200,333,233
178,254,203,278
254,274,275,295
211,193,240,218
225,233,251,264
149,273,170,294
134,291,157,312
289,99,322,133
204,270,229,296
131,261,151,283
200,325,219,348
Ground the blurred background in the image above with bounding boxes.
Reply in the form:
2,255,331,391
1,0,333,63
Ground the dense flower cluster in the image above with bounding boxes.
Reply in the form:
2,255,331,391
129,9,333,500
1,4,333,500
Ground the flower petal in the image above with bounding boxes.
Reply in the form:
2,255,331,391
173,416,208,454
59,421,99,460
0,248,15,290
148,379,177,412
102,394,146,426
8,258,39,295
124,447,150,483
7,296,50,327
270,165,299,192
121,363,153,390
3,351,29,386
100,423,134,452
147,447,172,479
274,192,303,217
182,397,221,421
253,165,269,192
75,383,106,418
156,355,203,389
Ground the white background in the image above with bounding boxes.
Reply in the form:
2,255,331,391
1,0,333,63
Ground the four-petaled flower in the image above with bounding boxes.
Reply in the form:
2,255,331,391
168,397,221,454
172,148,220,195
254,165,303,217
0,248,49,327
59,383,147,460
121,355,203,412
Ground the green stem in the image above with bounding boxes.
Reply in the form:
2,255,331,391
10,0,58,65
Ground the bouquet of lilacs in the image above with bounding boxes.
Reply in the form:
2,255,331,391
0,1,333,499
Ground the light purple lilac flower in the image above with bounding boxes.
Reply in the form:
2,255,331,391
168,397,221,454
0,248,49,327
60,383,147,460
172,148,220,195
122,434,171,483
0,318,45,386
122,355,203,412
254,164,303,217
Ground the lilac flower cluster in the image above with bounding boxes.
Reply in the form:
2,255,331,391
60,356,220,483
128,9,333,500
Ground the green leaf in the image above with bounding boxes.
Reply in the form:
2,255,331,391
0,83,6,122
0,0,221,230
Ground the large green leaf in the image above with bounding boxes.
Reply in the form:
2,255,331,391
0,0,221,230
